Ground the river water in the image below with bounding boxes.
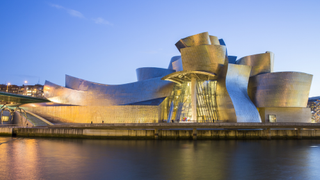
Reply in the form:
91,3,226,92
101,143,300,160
0,137,319,180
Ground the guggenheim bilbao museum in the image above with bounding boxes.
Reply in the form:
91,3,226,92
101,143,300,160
24,32,313,124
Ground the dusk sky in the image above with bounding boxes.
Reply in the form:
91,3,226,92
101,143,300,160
1,0,319,96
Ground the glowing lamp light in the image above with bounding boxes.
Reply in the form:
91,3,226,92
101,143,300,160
7,83,11,85
24,81,28,84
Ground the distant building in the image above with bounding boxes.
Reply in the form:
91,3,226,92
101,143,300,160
19,84,44,97
0,84,44,98
308,97,320,122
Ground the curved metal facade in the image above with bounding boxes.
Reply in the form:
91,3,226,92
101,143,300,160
175,32,212,52
209,35,220,45
248,72,313,107
168,56,183,72
215,60,237,122
61,75,174,106
33,31,313,124
225,64,261,122
44,81,88,105
169,32,236,122
180,45,226,74
236,52,274,77
136,67,174,81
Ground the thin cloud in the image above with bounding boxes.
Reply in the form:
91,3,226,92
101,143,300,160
67,9,84,18
92,17,113,26
49,3,112,26
50,4,64,9
49,3,85,19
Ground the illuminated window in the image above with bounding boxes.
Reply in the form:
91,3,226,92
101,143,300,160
1,116,9,122
160,80,218,123
269,114,276,123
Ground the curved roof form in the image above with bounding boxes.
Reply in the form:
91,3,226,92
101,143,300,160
236,51,274,77
44,81,88,105
209,36,220,45
57,75,174,106
248,72,313,107
175,32,220,52
136,67,175,81
65,74,109,91
168,56,183,71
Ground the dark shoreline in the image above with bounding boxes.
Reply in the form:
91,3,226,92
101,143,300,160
1,123,320,140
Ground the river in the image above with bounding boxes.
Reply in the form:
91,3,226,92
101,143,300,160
0,137,319,180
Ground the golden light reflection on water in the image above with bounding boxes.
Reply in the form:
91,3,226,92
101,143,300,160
0,138,40,180
0,137,10,178
165,141,230,180
0,139,319,180
0,138,96,180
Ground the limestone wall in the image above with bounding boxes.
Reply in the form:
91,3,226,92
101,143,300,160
24,105,160,123
10,128,320,140
258,107,311,123
0,128,13,136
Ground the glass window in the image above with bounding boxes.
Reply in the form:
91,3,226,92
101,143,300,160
1,116,9,122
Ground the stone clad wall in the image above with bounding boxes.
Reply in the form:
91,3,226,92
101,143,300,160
9,128,320,139
258,107,311,123
0,128,13,136
24,105,160,123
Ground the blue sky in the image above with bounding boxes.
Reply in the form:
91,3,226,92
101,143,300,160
0,0,319,96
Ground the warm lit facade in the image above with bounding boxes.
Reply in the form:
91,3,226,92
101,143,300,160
23,32,313,123
0,84,44,98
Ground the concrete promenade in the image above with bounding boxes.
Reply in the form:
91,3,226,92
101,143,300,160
2,123,320,140
47,122,320,129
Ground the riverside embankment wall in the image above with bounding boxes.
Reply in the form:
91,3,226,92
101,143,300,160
2,127,320,139
0,128,13,136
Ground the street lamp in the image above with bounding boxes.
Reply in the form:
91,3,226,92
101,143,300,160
22,81,28,95
6,83,10,93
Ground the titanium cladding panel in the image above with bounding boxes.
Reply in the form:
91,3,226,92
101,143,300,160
248,72,313,107
64,75,174,106
175,32,211,51
225,64,261,122
175,32,220,51
44,81,89,105
215,61,237,122
168,56,183,72
209,35,220,45
236,52,274,77
180,45,226,74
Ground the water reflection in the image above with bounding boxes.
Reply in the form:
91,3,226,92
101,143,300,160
0,138,320,180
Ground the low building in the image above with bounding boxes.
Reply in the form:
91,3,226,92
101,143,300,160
18,84,44,98
0,84,44,98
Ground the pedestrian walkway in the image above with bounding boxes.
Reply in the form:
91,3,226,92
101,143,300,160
25,112,50,126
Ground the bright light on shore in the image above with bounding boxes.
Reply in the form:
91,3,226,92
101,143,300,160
24,81,28,84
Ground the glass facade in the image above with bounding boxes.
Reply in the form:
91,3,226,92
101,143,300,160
160,80,218,123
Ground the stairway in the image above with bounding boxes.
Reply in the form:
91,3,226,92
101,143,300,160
25,112,50,126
